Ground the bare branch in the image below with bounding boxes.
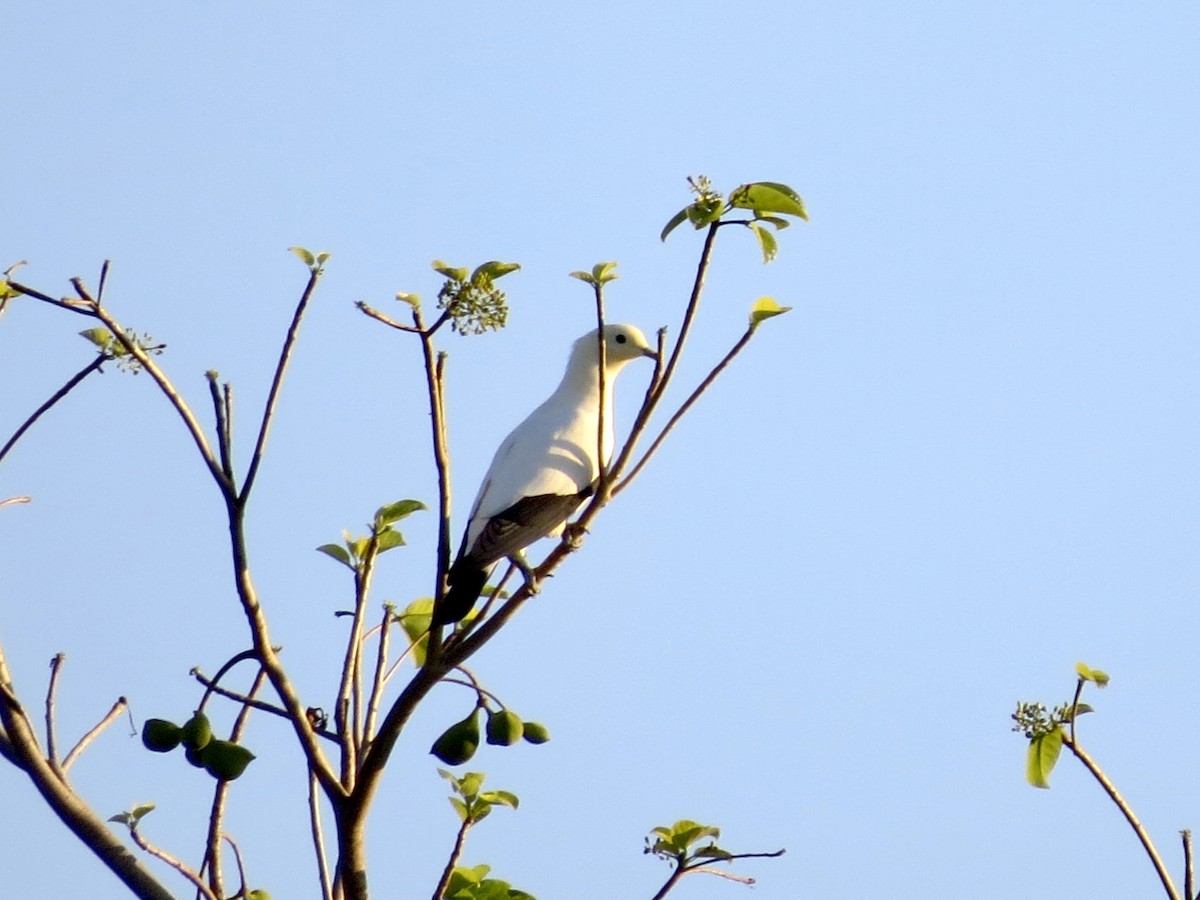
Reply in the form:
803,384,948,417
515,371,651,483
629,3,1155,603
431,819,471,900
45,653,65,768
240,268,321,503
1063,733,1180,900
309,771,334,900
616,324,755,496
190,668,339,744
129,823,219,900
62,696,128,773
0,354,106,467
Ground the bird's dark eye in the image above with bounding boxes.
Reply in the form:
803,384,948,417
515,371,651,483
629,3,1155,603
615,333,627,344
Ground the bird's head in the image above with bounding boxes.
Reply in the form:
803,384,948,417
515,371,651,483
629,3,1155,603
576,323,657,372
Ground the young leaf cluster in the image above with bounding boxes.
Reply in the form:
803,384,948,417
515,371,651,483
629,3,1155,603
441,865,534,900
645,820,732,865
660,176,808,263
316,499,427,571
440,770,519,826
434,259,521,335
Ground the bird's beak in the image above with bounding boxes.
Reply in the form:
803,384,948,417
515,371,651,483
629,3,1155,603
641,347,658,360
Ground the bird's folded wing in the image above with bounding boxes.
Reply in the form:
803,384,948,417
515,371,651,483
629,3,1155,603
465,487,593,568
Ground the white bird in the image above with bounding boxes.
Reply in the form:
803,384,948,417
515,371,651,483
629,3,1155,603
435,324,657,624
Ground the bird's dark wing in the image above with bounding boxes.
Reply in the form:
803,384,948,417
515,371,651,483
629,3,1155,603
465,486,593,569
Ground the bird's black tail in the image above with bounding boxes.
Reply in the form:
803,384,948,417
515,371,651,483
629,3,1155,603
434,561,489,625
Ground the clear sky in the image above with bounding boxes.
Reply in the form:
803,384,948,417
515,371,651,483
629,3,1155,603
3,3,1199,899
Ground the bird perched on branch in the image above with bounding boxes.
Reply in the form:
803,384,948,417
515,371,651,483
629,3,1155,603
435,324,656,624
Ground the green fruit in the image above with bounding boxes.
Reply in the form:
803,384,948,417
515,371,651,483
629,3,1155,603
202,740,256,781
184,744,207,768
485,709,524,746
246,891,271,900
141,718,182,753
181,712,212,752
521,721,550,745
430,709,481,766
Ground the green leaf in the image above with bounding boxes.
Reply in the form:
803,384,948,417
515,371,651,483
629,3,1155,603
316,543,353,567
348,536,369,560
79,327,114,350
660,207,690,242
569,270,595,285
591,261,618,284
315,252,332,265
749,296,793,327
432,260,469,282
289,246,316,266
395,291,421,308
375,528,405,552
748,221,779,263
471,260,521,282
458,771,485,798
729,181,808,220
1026,727,1064,789
479,789,519,810
375,499,427,527
397,598,434,664
109,803,156,827
1091,669,1110,687
449,796,469,822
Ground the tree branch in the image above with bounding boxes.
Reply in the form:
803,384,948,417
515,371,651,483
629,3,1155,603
0,354,106,467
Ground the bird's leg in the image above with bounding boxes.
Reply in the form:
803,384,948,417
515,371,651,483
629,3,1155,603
510,550,541,595
562,521,588,550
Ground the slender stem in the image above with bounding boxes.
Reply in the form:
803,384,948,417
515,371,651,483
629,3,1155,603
336,537,378,789
431,820,471,900
129,824,219,900
202,667,267,899
5,279,95,315
221,835,249,899
1182,830,1193,900
0,354,106,467
62,696,127,773
240,268,320,503
649,862,686,900
616,325,755,495
1063,733,1180,900
309,770,334,900
207,374,235,482
363,604,393,747
190,669,338,743
592,282,608,498
44,653,65,769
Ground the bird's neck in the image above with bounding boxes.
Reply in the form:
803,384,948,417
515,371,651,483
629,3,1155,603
554,356,623,413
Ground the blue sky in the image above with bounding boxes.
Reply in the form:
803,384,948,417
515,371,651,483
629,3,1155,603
3,3,1200,898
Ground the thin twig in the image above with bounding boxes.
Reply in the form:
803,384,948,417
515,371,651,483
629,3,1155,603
1182,830,1193,900
45,653,65,768
222,834,250,899
207,373,235,483
363,603,393,748
431,819,471,900
592,281,608,498
189,669,339,744
129,824,219,900
5,279,96,315
356,301,420,332
0,496,32,508
336,535,379,789
1063,733,1180,900
62,696,127,773
202,666,267,899
309,770,334,900
240,268,320,503
0,354,106,467
616,324,755,495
